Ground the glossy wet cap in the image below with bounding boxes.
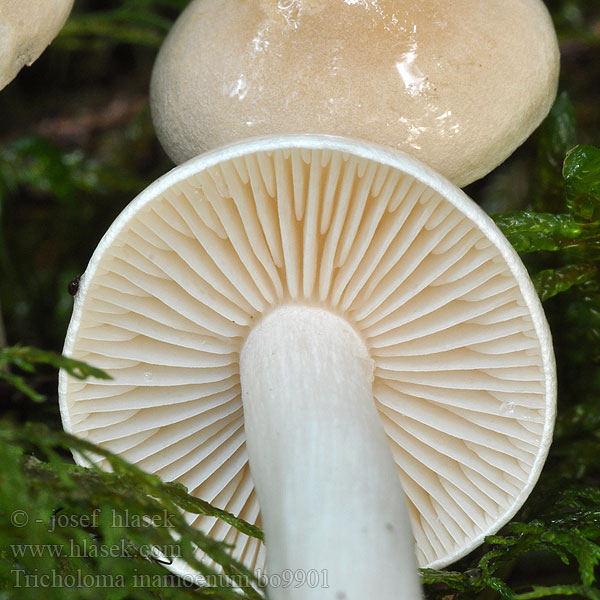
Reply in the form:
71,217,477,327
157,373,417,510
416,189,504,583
60,135,556,574
150,0,560,187
0,0,74,91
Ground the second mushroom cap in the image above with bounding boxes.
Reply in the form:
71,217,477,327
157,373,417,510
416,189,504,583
150,0,560,186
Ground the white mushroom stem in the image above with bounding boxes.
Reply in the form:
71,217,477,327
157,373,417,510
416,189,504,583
240,305,422,600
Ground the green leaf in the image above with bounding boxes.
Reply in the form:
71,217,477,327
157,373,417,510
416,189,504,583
0,346,111,402
491,211,592,252
162,482,263,542
0,346,111,381
536,91,577,212
533,264,597,302
564,145,600,221
57,1,191,49
544,93,578,163
539,529,600,586
515,585,600,599
0,371,45,403
59,13,166,48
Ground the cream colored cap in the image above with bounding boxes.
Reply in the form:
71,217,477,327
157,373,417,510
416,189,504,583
0,0,74,91
150,0,560,187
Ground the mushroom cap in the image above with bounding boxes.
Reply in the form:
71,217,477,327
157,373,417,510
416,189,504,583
150,0,560,187
0,0,74,91
60,134,556,572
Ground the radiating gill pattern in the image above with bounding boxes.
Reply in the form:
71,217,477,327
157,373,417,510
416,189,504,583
63,147,549,570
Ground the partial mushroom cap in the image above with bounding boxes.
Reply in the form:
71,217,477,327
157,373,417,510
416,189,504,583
0,0,74,91
60,135,556,572
150,0,560,187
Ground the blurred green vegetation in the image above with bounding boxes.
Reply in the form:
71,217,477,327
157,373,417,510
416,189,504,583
1,0,600,598
0,418,264,600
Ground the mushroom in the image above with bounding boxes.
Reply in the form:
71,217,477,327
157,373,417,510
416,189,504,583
59,135,556,598
150,0,560,187
0,0,74,91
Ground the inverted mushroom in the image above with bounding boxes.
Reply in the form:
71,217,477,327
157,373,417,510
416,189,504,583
0,0,74,91
60,135,556,597
150,0,560,186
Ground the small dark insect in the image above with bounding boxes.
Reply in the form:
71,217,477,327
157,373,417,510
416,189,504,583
68,275,81,296
149,554,174,566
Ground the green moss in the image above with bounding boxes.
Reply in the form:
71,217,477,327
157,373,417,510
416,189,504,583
0,421,264,600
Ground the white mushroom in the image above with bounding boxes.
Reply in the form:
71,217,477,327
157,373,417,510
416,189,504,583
150,0,560,186
0,0,74,91
60,135,556,599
